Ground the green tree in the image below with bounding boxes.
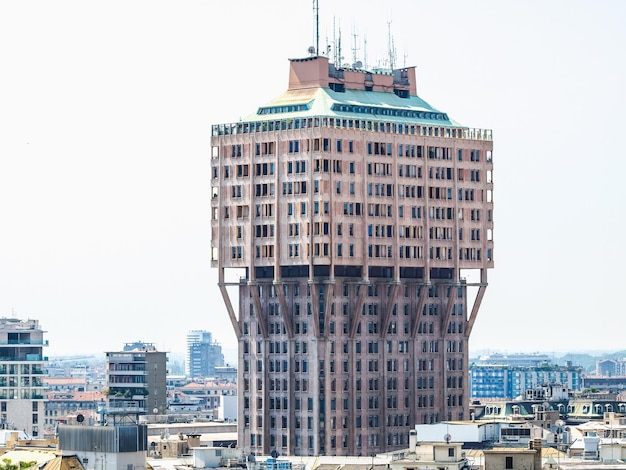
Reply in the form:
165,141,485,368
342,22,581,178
0,458,37,470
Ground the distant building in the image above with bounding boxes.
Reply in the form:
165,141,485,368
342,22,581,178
595,358,626,377
470,362,583,399
186,330,225,379
215,365,237,383
44,390,104,436
105,342,167,422
179,380,237,418
583,375,626,393
0,317,47,437
473,353,553,368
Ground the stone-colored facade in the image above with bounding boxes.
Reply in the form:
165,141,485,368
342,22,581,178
211,55,493,456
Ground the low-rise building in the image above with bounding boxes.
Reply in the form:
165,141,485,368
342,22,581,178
44,390,104,436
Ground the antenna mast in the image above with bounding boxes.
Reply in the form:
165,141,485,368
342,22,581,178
363,35,368,70
387,20,396,70
351,26,359,67
313,0,319,55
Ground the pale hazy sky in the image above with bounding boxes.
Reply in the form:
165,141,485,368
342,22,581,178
1,1,625,359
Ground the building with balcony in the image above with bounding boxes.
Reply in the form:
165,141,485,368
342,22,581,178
211,52,494,455
105,342,167,423
0,317,47,437
186,330,225,379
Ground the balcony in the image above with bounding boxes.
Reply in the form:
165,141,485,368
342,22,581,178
107,382,147,388
107,369,146,375
0,340,48,346
107,406,146,414
0,355,46,362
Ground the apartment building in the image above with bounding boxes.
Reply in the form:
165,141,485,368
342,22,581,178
0,318,47,437
470,364,583,399
210,54,494,455
105,342,167,422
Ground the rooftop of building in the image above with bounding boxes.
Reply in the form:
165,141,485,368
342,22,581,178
246,86,458,126
0,317,43,330
212,55,492,140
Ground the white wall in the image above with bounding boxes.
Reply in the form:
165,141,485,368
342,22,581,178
218,394,237,422
414,423,484,443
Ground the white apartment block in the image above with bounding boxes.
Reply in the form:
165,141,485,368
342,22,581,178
0,318,47,437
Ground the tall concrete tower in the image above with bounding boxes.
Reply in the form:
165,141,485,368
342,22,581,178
210,55,493,456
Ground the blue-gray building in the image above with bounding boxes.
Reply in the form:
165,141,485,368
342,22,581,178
470,361,582,399
186,330,225,379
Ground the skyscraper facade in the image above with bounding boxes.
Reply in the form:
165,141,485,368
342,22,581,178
211,55,493,456
186,330,225,379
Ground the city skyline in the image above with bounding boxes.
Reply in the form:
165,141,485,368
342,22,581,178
1,0,625,357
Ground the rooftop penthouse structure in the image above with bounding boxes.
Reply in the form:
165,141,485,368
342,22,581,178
211,54,494,456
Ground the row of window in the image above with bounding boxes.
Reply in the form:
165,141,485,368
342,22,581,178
213,115,492,143
241,241,490,262
223,185,488,211
246,281,464,300
226,141,488,163
247,337,464,357
246,420,461,450
217,165,489,190
222,200,487,224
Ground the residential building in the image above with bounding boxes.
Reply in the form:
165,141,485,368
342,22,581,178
44,390,104,436
186,330,225,379
215,365,237,383
105,342,167,422
583,375,626,393
211,53,494,455
179,380,237,415
0,317,47,437
470,363,583,399
473,353,553,368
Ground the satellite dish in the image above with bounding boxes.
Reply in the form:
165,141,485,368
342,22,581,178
308,46,316,55
355,61,363,68
76,414,84,423
153,408,159,414
444,433,452,443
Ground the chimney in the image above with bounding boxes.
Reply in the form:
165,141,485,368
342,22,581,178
409,430,418,452
529,438,542,470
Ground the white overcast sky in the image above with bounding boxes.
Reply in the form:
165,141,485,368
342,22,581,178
1,1,625,359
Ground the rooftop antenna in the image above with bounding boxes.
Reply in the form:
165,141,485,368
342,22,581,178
337,26,343,66
313,0,319,55
363,34,368,70
387,19,396,70
333,16,338,65
351,26,360,67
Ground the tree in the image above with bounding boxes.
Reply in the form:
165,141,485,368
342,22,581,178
0,458,37,470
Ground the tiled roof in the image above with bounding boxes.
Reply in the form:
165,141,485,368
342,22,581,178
40,455,85,470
